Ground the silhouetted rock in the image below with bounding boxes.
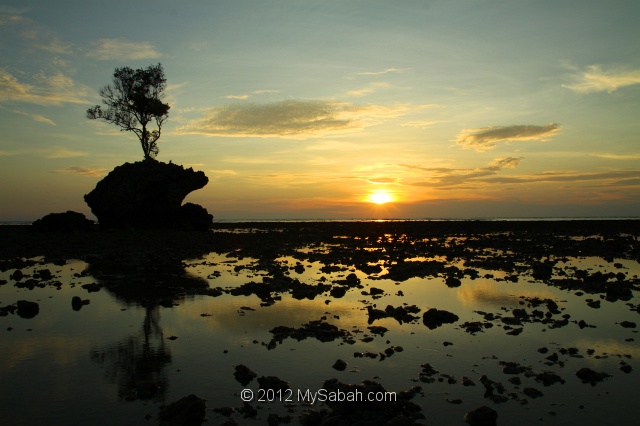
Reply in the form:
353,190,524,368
84,159,212,230
423,308,459,329
234,364,257,386
32,211,95,232
576,367,611,385
159,394,206,426
464,406,497,426
16,300,39,318
179,202,213,231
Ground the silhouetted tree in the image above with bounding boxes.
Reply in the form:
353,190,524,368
87,63,170,160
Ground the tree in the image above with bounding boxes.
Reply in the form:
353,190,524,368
87,63,170,160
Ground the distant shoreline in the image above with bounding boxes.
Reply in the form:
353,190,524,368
2,216,639,226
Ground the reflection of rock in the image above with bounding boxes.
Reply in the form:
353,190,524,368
159,394,207,426
85,160,212,230
31,211,95,232
16,300,39,318
91,306,171,402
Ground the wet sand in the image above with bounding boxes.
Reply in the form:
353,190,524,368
1,220,639,425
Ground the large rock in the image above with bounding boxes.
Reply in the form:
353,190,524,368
32,211,95,232
84,160,212,230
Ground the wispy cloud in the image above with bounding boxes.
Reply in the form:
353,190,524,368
563,65,640,93
178,100,419,139
224,89,279,100
51,166,107,177
0,68,92,105
45,147,88,159
456,123,560,151
11,109,55,125
345,82,391,97
87,38,161,60
402,119,447,128
592,153,640,160
356,68,405,76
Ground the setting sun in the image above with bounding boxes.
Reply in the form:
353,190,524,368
368,191,393,205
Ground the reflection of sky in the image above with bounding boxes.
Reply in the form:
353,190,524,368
1,249,639,425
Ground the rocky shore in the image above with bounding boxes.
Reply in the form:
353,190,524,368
1,220,638,425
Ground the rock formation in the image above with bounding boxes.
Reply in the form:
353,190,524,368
84,159,212,231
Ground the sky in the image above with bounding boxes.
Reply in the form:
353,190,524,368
1,0,639,221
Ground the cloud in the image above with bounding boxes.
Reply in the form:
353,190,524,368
400,157,523,188
224,89,279,100
346,82,391,97
563,65,640,93
88,38,161,60
489,157,522,169
356,68,405,76
45,147,88,159
178,100,417,139
0,68,92,105
593,153,640,160
456,123,560,151
51,166,107,177
402,119,447,128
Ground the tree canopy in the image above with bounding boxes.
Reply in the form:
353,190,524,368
87,63,170,160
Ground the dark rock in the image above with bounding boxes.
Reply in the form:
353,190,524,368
179,202,213,231
299,378,424,425
234,365,257,386
159,394,206,426
620,321,636,328
576,368,611,386
464,406,497,426
332,359,347,371
423,308,459,329
31,211,95,232
10,269,24,281
523,387,544,398
445,276,462,287
16,300,39,318
84,160,211,230
71,296,83,311
257,376,290,391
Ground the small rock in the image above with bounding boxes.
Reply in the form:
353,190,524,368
16,300,39,319
464,406,497,426
159,394,206,426
234,365,257,386
332,359,347,371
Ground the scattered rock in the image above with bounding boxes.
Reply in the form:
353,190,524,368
576,368,611,386
31,211,95,232
159,394,206,426
464,406,498,426
422,308,459,330
332,359,347,371
16,300,39,319
257,376,290,391
234,365,257,386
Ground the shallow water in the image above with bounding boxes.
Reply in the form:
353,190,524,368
1,230,639,425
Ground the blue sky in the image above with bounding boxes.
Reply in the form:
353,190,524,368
1,0,639,220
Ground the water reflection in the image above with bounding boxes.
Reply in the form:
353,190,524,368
86,252,211,402
91,305,171,402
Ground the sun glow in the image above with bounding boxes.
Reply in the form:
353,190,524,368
368,190,393,204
